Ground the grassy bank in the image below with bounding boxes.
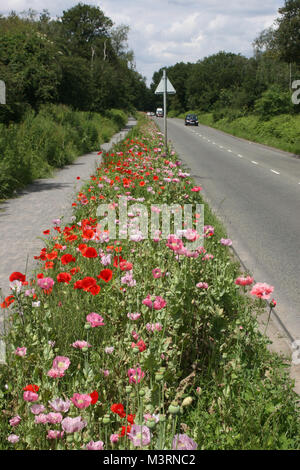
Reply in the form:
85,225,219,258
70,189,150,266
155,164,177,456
0,105,128,200
175,110,300,156
0,113,299,450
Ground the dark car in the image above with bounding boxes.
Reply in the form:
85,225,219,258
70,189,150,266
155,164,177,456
185,114,198,126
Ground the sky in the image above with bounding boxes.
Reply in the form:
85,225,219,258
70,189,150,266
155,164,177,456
1,0,284,85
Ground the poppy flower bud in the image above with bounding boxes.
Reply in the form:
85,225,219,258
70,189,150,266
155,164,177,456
147,418,157,429
84,323,91,330
270,299,277,308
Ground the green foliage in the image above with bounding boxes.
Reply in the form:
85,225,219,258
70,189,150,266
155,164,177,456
254,86,294,120
0,4,150,123
0,104,128,199
275,0,300,63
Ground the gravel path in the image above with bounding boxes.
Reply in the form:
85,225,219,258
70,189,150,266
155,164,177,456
0,117,136,361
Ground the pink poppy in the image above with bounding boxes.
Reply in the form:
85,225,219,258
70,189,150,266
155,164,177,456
250,282,274,300
70,393,92,409
61,416,87,433
23,391,39,402
86,312,105,327
52,356,70,372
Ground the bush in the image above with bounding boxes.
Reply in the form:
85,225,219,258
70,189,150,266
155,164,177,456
254,86,293,120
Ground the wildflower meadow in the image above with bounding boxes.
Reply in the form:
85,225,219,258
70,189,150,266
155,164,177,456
0,114,299,450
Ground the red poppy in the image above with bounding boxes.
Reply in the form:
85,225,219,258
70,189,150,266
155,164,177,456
57,272,72,284
111,403,126,418
81,277,97,291
9,272,26,283
23,384,39,392
86,284,101,296
119,425,131,437
69,267,80,275
127,414,135,425
119,261,133,271
82,229,95,240
61,254,76,265
46,251,58,261
73,280,84,290
37,273,44,279
43,230,50,235
1,295,15,309
44,262,54,269
81,247,98,259
89,390,99,405
65,234,78,243
113,256,125,268
97,269,113,283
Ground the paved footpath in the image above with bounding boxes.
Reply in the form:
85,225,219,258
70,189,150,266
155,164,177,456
0,117,136,361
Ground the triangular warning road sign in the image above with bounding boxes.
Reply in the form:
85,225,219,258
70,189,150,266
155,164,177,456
155,77,176,95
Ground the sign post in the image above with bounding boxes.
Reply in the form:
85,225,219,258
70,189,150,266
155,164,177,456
154,69,176,154
0,81,5,105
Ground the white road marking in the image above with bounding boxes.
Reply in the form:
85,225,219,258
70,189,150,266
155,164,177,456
238,154,243,158
227,149,232,153
251,161,258,165
271,169,280,175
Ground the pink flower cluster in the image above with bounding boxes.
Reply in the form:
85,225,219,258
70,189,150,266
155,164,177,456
146,323,163,332
47,356,70,378
142,295,167,310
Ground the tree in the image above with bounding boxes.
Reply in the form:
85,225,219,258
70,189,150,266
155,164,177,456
275,0,300,63
60,3,113,60
0,14,61,121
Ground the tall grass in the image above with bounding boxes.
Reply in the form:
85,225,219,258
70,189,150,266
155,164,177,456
0,105,128,199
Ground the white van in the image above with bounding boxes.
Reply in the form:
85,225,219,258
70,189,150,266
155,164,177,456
156,108,163,117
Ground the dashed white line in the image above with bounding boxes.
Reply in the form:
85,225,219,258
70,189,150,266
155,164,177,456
251,161,258,165
227,149,232,153
271,169,280,175
238,154,243,158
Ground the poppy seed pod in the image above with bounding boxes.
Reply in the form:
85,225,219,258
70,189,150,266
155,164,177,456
168,403,180,415
182,397,193,407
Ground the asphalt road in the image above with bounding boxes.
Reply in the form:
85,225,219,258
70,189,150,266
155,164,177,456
155,116,300,344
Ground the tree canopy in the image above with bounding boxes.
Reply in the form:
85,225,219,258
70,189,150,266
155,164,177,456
0,3,151,123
